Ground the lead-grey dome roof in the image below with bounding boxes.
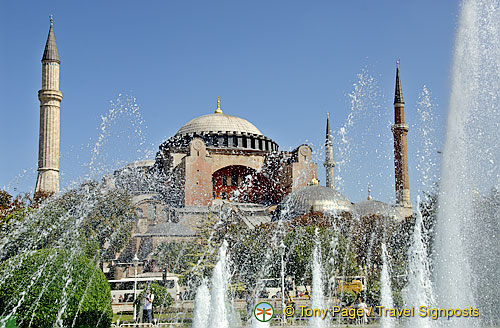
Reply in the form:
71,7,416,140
275,186,353,220
353,200,399,218
176,113,262,136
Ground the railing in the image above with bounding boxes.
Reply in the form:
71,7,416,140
112,297,383,327
111,324,181,328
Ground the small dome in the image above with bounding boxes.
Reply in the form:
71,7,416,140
176,113,262,136
276,186,353,220
353,200,399,218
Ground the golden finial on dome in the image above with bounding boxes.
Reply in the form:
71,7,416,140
50,14,53,25
309,177,319,186
215,96,223,114
367,183,373,200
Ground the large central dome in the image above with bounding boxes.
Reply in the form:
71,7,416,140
176,113,262,136
159,98,278,154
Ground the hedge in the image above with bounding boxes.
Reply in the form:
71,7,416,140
0,248,112,328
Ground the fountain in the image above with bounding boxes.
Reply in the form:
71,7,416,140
207,241,231,328
403,196,434,328
4,1,500,327
192,279,210,328
309,233,328,328
380,242,395,328
433,0,500,326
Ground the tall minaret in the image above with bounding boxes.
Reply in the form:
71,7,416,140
324,112,335,189
392,61,411,208
35,16,63,194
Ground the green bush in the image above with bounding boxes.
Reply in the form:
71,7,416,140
340,290,357,306
0,248,112,328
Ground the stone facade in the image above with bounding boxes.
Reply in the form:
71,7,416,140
156,107,317,207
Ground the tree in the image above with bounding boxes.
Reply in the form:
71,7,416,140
0,248,112,328
0,182,137,263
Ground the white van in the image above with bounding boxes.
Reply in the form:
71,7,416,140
109,275,181,303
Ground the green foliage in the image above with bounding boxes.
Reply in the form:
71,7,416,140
0,248,112,328
0,191,43,232
365,279,380,306
79,184,136,259
177,212,231,285
153,241,192,274
283,224,359,284
340,291,357,306
0,182,136,263
230,226,270,287
134,281,174,311
152,201,416,309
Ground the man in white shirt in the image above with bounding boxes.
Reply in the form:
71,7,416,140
355,297,369,324
142,288,155,323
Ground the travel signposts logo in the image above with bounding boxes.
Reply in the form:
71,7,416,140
254,302,274,322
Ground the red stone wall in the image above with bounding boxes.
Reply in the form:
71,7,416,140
184,138,213,206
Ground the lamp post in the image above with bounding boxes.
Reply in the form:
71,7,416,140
132,254,139,322
280,241,286,325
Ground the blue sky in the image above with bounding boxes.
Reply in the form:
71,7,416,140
0,1,459,203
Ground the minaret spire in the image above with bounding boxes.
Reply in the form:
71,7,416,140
42,16,59,63
324,112,335,189
394,59,404,104
36,18,63,194
391,60,411,210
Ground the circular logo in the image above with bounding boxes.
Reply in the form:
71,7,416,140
254,302,274,322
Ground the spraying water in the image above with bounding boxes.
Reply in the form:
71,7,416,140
309,233,328,328
412,85,439,195
435,0,500,326
336,67,393,200
207,241,230,328
403,196,434,328
192,280,211,328
380,242,395,328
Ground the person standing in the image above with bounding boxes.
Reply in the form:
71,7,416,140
355,297,369,324
142,288,155,323
246,291,255,320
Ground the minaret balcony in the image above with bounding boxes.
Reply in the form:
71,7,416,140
391,124,409,132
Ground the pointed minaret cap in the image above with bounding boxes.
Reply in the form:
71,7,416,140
394,60,404,104
42,15,60,63
214,96,223,114
367,183,373,200
326,112,331,140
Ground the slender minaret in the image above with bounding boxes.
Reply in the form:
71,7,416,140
35,16,63,193
324,112,335,189
391,61,411,208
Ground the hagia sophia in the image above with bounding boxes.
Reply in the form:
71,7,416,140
34,19,413,272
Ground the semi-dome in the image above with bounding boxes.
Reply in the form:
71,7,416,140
275,185,353,220
176,113,262,136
